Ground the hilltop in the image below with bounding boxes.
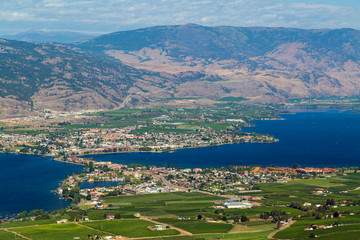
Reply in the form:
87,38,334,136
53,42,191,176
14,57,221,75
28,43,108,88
76,24,360,102
2,24,360,115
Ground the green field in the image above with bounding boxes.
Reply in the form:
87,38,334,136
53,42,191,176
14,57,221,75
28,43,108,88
1,218,59,228
244,173,360,207
0,230,26,240
95,192,223,219
216,96,248,102
293,178,345,188
156,218,233,234
1,175,359,239
81,219,179,237
12,223,106,240
275,215,360,239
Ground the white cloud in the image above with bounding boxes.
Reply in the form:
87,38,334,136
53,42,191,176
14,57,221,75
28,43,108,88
0,0,359,34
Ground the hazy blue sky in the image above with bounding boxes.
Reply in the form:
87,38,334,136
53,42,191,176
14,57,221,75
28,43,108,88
1,0,360,35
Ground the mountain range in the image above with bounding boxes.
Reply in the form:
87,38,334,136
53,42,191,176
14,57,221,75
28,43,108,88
1,31,97,43
1,24,360,116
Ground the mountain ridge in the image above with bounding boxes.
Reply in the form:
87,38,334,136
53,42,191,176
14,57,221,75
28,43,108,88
74,24,360,102
1,30,97,43
2,24,360,116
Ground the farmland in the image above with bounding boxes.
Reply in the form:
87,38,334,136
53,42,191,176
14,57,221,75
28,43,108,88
1,169,360,239
81,219,179,237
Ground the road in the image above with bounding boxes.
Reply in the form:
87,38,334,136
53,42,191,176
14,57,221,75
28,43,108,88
139,216,192,236
268,219,296,239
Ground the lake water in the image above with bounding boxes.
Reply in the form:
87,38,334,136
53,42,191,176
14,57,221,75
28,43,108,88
1,109,359,216
0,154,82,217
86,109,360,168
80,181,121,189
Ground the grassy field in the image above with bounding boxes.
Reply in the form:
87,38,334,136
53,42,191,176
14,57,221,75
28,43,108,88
274,215,360,239
0,230,26,240
80,219,179,237
92,192,223,219
1,218,59,228
246,173,360,207
139,229,275,240
12,223,106,240
293,178,345,188
156,218,232,234
216,97,247,102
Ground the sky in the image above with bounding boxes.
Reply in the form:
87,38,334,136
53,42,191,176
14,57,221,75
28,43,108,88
1,0,360,35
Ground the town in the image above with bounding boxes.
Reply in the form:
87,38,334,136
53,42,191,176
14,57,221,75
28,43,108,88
59,156,342,208
1,105,360,240
0,105,279,157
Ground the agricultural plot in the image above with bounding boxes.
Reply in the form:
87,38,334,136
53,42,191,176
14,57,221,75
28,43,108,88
0,230,26,240
95,192,223,219
12,223,106,240
80,219,179,238
248,173,360,206
274,215,360,239
138,229,275,240
156,218,233,234
63,105,279,133
293,178,345,188
0,218,58,228
218,206,303,219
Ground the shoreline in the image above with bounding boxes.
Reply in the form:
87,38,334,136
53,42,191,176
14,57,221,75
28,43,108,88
75,139,277,158
0,139,277,168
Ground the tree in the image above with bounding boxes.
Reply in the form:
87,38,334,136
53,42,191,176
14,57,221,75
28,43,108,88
326,198,335,206
309,233,316,238
88,161,94,172
197,214,203,220
270,209,281,217
86,194,92,200
17,211,29,219
333,211,340,218
293,163,301,169
241,215,248,222
115,214,121,219
260,212,270,220
318,204,329,214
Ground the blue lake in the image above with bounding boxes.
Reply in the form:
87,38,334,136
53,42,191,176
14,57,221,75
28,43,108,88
86,109,360,168
80,181,121,189
0,154,82,217
1,109,360,216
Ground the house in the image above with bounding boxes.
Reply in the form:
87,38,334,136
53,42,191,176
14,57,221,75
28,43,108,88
154,225,167,230
104,236,115,240
57,219,68,224
106,215,115,220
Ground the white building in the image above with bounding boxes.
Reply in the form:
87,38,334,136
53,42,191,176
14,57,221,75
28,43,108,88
224,202,252,209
